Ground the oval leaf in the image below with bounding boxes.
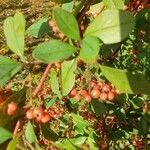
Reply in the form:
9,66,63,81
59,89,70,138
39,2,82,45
61,59,77,96
84,9,135,44
6,138,19,150
26,18,51,38
25,121,36,144
79,36,102,63
4,11,25,60
0,56,22,86
0,127,12,144
100,65,150,95
53,8,80,40
50,68,61,98
103,0,124,9
32,40,76,63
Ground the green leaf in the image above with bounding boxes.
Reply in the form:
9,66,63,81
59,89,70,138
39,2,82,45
26,18,51,38
91,100,107,116
0,56,22,86
45,97,58,108
35,42,76,62
6,138,19,150
69,136,87,147
4,11,25,60
50,69,61,98
100,65,150,95
32,40,76,63
79,36,102,63
25,121,36,144
72,114,89,130
103,0,124,9
0,127,12,144
53,8,80,40
84,9,135,44
87,137,99,150
61,59,77,96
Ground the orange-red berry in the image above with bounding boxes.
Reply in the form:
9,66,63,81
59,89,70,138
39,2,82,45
91,89,100,99
84,94,92,103
41,113,51,123
7,102,18,116
33,107,44,122
26,109,34,120
107,92,115,101
74,94,81,101
69,88,77,98
100,93,108,101
102,84,111,92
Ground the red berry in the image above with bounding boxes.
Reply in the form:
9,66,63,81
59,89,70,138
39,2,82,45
69,88,77,98
89,80,96,87
7,102,18,116
107,92,115,101
93,84,100,90
33,107,44,122
41,113,51,123
84,94,92,103
91,89,100,99
99,93,108,101
74,94,81,101
81,90,88,96
26,109,34,120
102,84,110,92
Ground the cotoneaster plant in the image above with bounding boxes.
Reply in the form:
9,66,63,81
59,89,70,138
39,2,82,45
0,0,150,149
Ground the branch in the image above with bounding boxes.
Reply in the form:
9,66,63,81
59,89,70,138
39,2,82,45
77,0,95,24
32,64,52,98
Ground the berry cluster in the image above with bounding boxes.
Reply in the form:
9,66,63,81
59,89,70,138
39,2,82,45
26,107,51,124
47,105,65,119
49,20,64,38
69,79,119,103
126,0,150,12
7,101,18,116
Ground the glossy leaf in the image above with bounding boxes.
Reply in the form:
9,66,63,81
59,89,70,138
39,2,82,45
0,127,12,144
4,11,25,60
61,59,77,96
26,18,51,38
32,40,76,63
6,138,19,150
50,68,61,98
91,100,107,116
100,65,150,95
25,121,36,144
84,9,135,44
53,8,80,40
79,36,102,63
69,136,87,147
103,0,124,9
0,56,22,86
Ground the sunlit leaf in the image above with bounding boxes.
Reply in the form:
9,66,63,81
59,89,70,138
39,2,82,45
53,8,80,40
32,40,76,63
100,65,150,95
61,59,77,96
84,9,135,44
4,11,25,60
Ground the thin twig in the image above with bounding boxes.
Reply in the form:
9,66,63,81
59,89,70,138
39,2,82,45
13,120,21,138
32,64,52,98
77,0,95,24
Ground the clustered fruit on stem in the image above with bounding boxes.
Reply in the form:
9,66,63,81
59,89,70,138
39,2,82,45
69,79,119,103
26,107,51,124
